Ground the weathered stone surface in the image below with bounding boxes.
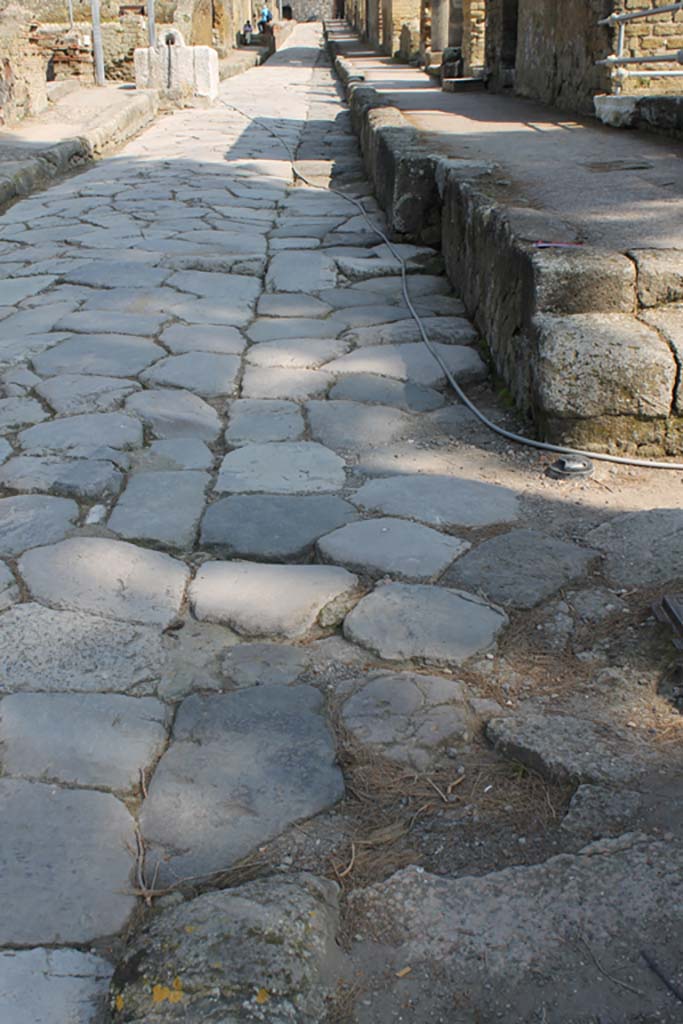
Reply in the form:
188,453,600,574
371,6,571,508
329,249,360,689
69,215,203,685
325,342,487,388
587,508,683,586
342,671,478,768
33,334,163,378
344,583,507,665
166,270,261,323
246,337,348,369
257,292,332,317
0,455,123,500
0,947,113,1024
318,517,467,581
64,260,167,289
630,248,683,307
36,374,141,415
19,412,143,453
640,304,683,412
141,353,241,398
225,399,304,444
220,642,310,688
56,309,166,336
241,365,334,400
329,373,444,411
18,537,189,627
444,529,597,608
247,317,341,342
139,688,344,879
0,494,78,556
266,251,337,292
0,561,18,611
110,874,344,1023
216,441,346,494
0,693,169,791
560,784,642,838
0,397,48,431
126,389,221,441
307,400,417,451
160,323,246,356
343,317,477,347
353,474,520,528
201,494,356,561
190,561,359,638
134,437,213,471
108,471,208,550
0,603,164,694
0,779,136,945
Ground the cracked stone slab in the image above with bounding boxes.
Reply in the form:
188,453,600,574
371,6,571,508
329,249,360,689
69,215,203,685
0,561,19,611
141,352,241,398
220,642,311,688
306,399,417,450
225,399,304,445
0,947,113,1024
325,342,487,388
444,529,598,608
126,389,221,441
257,292,332,317
246,337,349,369
55,309,166,336
166,271,260,325
36,374,141,416
108,471,209,550
265,251,338,292
343,317,477,347
18,537,189,627
0,397,49,431
0,693,169,791
190,561,359,638
0,455,123,500
317,517,468,582
0,494,78,556
352,474,520,528
139,689,345,881
351,275,451,297
216,441,346,494
344,583,507,666
342,672,478,769
241,365,334,400
560,784,642,839
246,316,341,342
0,274,56,305
19,412,143,453
329,373,444,412
134,437,213,471
0,779,136,945
160,322,246,355
110,874,344,1023
64,260,168,289
32,334,164,378
586,509,683,587
0,603,164,695
201,494,357,561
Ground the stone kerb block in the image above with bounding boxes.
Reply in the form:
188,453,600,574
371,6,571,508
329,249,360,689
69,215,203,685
134,29,218,102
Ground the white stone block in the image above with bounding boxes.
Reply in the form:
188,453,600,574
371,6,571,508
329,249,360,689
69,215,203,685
193,46,219,99
593,94,638,129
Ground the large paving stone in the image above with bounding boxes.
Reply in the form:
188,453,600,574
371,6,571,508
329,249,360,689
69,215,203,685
0,494,78,556
246,337,348,368
343,317,477,347
190,560,359,638
36,374,141,415
325,342,487,388
444,529,598,608
241,365,334,400
0,455,123,500
215,441,345,494
125,389,221,441
352,474,520,528
110,874,344,1023
18,537,189,627
141,353,241,398
160,322,246,355
247,317,341,342
266,251,337,292
317,517,467,581
0,397,48,431
306,400,417,450
19,412,143,453
225,399,304,444
0,603,164,694
342,672,478,769
220,641,310,688
139,688,344,880
167,269,261,312
352,276,451,298
201,494,356,561
134,437,213,471
55,309,166,336
108,470,208,550
33,334,163,377
257,292,332,317
344,583,507,665
0,779,136,944
329,373,444,412
586,508,683,586
0,693,169,791
64,260,168,289
0,947,113,1024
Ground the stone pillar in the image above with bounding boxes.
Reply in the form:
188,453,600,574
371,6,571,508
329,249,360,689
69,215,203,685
430,0,448,53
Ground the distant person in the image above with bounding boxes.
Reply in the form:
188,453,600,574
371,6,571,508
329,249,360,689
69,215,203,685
257,4,273,32
242,19,253,43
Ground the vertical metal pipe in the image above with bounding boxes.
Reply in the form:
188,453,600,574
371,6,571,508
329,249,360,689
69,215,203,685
147,0,156,48
90,0,105,85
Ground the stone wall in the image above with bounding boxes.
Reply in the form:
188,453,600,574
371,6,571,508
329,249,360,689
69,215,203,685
0,7,48,127
288,0,334,20
461,0,484,73
384,0,420,55
617,0,683,96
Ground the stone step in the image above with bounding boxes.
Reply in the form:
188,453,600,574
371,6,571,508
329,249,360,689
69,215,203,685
442,75,486,92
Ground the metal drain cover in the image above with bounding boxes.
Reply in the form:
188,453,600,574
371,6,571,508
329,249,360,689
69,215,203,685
546,455,594,480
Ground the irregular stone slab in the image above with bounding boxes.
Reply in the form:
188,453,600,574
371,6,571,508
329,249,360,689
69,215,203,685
19,412,142,454
247,316,341,342
220,642,310,688
351,274,451,296
344,583,507,666
33,334,163,378
0,273,56,305
55,309,166,336
110,874,344,1023
191,561,359,638
266,251,337,292
0,561,19,611
329,374,444,412
444,529,597,609
317,517,467,581
337,256,441,281
347,837,683,1024
586,508,683,586
141,353,240,398
342,672,478,769
344,317,477,347
126,389,221,441
225,398,304,444
325,342,487,388
246,337,349,369
216,441,345,494
0,779,136,945
19,537,189,627
561,784,642,839
166,270,260,324
36,374,140,415
257,292,332,317
0,455,123,500
160,322,246,355
0,494,78,556
108,471,208,550
0,947,112,1024
64,260,168,289
0,603,164,694
353,474,520,528
0,397,48,431
134,437,213,471
306,399,417,450
140,688,344,880
0,693,169,791
241,365,333,401
487,713,653,785
201,494,356,561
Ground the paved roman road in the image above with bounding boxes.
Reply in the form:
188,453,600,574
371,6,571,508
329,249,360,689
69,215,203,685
1,22,683,1024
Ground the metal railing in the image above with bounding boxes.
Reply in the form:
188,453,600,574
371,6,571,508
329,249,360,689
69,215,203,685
596,2,683,94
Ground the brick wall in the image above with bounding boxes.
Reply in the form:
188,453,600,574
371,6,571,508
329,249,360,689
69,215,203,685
386,0,419,55
0,6,48,127
617,0,683,95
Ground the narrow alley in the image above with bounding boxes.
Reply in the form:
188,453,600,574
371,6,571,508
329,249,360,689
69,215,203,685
1,22,683,1024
